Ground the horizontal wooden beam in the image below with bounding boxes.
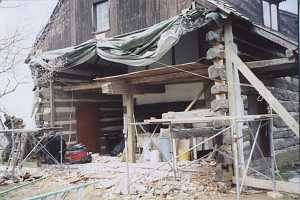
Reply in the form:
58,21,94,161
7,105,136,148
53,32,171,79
0,127,62,133
129,69,208,85
246,57,298,78
252,25,297,50
102,81,165,94
63,82,103,91
233,176,300,194
246,58,296,68
55,77,91,84
246,57,297,70
57,68,94,77
63,80,166,94
173,127,214,138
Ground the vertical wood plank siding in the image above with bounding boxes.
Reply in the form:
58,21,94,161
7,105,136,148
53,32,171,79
35,0,196,51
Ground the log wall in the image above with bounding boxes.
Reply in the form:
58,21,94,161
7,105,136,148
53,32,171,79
35,85,123,152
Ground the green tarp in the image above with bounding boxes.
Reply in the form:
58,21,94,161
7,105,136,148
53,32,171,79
29,9,222,70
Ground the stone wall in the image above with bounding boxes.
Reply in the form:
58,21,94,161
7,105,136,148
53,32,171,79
243,76,299,169
267,77,299,168
267,77,298,152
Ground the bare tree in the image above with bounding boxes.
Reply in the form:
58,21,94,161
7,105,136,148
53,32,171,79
0,29,26,99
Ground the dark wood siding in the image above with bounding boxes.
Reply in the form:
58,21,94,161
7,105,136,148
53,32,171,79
278,10,298,41
74,0,94,44
35,0,73,51
34,0,297,56
106,0,192,37
224,0,263,25
35,0,194,51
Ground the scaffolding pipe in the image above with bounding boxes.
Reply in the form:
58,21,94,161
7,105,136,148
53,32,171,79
169,123,177,180
231,122,240,200
125,133,130,195
269,108,276,191
240,121,262,192
128,126,232,187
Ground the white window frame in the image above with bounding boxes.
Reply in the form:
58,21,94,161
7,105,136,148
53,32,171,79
93,0,110,33
262,0,279,31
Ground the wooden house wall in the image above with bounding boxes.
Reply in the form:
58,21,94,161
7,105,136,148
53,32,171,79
37,85,123,151
31,0,298,151
34,0,297,53
34,0,74,52
106,0,193,37
74,0,94,44
34,0,194,51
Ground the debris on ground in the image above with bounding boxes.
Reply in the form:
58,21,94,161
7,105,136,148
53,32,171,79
266,191,283,199
0,155,291,200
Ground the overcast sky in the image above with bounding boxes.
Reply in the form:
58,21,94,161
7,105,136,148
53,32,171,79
0,0,57,128
0,0,297,128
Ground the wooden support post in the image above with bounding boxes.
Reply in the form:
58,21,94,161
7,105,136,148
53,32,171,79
224,19,245,200
192,137,197,160
224,20,245,175
49,79,55,127
230,51,299,136
124,93,136,163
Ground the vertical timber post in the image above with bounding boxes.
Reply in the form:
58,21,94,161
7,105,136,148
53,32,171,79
224,19,245,174
269,107,276,192
125,93,136,163
224,19,245,199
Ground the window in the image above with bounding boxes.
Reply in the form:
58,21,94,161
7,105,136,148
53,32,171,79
270,4,278,30
262,0,278,30
94,0,109,33
279,0,297,14
263,1,271,27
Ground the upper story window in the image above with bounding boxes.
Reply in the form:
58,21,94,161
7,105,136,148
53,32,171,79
279,0,297,14
93,0,110,33
262,0,278,30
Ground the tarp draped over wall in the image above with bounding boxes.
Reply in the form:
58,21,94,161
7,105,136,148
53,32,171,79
29,9,222,70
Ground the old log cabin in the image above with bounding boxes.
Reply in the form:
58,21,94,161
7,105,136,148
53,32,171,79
26,0,298,180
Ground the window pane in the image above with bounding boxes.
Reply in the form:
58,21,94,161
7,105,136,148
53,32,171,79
96,1,109,32
271,4,278,30
263,1,271,27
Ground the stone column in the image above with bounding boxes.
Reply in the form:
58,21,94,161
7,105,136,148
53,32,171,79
206,29,233,182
